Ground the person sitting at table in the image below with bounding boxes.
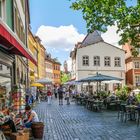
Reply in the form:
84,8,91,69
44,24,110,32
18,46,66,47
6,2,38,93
109,92,117,101
127,92,136,105
0,111,17,132
24,105,39,128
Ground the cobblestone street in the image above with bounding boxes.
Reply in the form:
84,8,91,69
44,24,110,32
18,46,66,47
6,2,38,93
34,99,140,140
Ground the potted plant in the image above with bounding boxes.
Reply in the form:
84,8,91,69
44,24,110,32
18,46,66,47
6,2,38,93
116,86,129,102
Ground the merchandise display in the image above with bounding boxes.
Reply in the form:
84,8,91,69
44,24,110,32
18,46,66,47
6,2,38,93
11,85,26,113
0,85,10,111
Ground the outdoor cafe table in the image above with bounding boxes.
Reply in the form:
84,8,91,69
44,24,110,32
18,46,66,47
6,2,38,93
86,99,94,110
93,100,104,111
86,99,103,111
106,100,121,110
76,96,86,105
125,105,138,121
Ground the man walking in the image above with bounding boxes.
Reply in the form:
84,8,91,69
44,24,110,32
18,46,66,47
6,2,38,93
58,85,64,105
54,86,58,99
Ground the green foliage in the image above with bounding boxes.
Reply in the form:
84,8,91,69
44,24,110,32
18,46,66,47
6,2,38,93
116,85,129,101
136,94,140,103
70,0,140,55
98,91,109,98
60,71,70,84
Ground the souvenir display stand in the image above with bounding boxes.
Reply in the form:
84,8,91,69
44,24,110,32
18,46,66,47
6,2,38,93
11,85,26,113
0,85,10,112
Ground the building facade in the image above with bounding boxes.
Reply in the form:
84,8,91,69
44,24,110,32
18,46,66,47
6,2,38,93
28,29,38,84
53,59,61,85
35,36,46,80
123,43,140,87
0,0,36,111
70,31,125,92
45,53,53,82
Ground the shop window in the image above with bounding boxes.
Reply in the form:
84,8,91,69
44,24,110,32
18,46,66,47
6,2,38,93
0,62,12,111
0,76,11,110
0,64,11,75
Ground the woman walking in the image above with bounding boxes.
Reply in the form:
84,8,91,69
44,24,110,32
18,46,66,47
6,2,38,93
47,89,52,105
65,89,70,105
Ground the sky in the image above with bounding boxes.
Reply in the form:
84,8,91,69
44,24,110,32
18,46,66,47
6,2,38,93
30,0,137,71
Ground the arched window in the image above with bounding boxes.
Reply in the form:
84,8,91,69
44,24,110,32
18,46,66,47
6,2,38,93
93,56,100,66
82,55,89,66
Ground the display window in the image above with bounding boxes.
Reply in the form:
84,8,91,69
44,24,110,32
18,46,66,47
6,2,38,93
0,63,12,111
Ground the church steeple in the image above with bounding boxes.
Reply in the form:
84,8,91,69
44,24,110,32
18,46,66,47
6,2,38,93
64,60,68,73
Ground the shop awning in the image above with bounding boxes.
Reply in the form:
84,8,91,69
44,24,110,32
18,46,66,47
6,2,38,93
0,23,37,65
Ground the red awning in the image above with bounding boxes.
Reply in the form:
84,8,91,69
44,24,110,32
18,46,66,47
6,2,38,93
0,23,37,65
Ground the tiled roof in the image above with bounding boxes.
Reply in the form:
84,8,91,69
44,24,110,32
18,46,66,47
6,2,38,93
81,31,104,47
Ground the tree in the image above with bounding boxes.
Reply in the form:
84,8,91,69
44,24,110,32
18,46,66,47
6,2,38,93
60,71,70,84
71,0,140,56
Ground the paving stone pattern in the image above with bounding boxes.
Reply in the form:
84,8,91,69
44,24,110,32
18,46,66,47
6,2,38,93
34,99,140,140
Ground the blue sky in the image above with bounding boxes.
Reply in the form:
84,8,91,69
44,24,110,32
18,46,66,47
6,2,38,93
30,0,86,34
30,0,137,70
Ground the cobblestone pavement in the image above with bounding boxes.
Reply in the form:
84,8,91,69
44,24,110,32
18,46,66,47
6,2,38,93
34,99,140,140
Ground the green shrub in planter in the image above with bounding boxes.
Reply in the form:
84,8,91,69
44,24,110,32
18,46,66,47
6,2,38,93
98,91,108,98
116,86,129,101
136,94,140,104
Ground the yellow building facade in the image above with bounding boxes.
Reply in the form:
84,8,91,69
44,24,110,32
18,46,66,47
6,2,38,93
28,29,38,84
35,36,46,80
53,59,61,85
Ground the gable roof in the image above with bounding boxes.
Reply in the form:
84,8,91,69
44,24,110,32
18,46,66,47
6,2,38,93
81,31,104,47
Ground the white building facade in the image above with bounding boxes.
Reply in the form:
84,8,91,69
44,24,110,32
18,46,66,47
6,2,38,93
71,31,125,92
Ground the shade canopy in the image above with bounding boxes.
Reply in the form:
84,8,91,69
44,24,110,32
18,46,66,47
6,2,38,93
36,78,52,84
102,80,122,84
78,73,123,82
31,83,44,87
0,23,37,65
64,80,80,85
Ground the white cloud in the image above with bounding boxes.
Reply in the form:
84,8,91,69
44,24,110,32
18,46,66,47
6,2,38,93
101,24,122,48
36,25,85,51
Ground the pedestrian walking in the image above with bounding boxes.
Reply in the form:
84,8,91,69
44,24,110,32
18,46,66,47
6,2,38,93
58,85,64,105
54,86,58,99
65,89,70,105
36,89,41,103
47,89,52,104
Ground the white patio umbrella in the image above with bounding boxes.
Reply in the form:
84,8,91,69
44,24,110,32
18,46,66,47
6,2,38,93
133,89,140,94
64,80,81,85
102,80,122,84
36,78,52,84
